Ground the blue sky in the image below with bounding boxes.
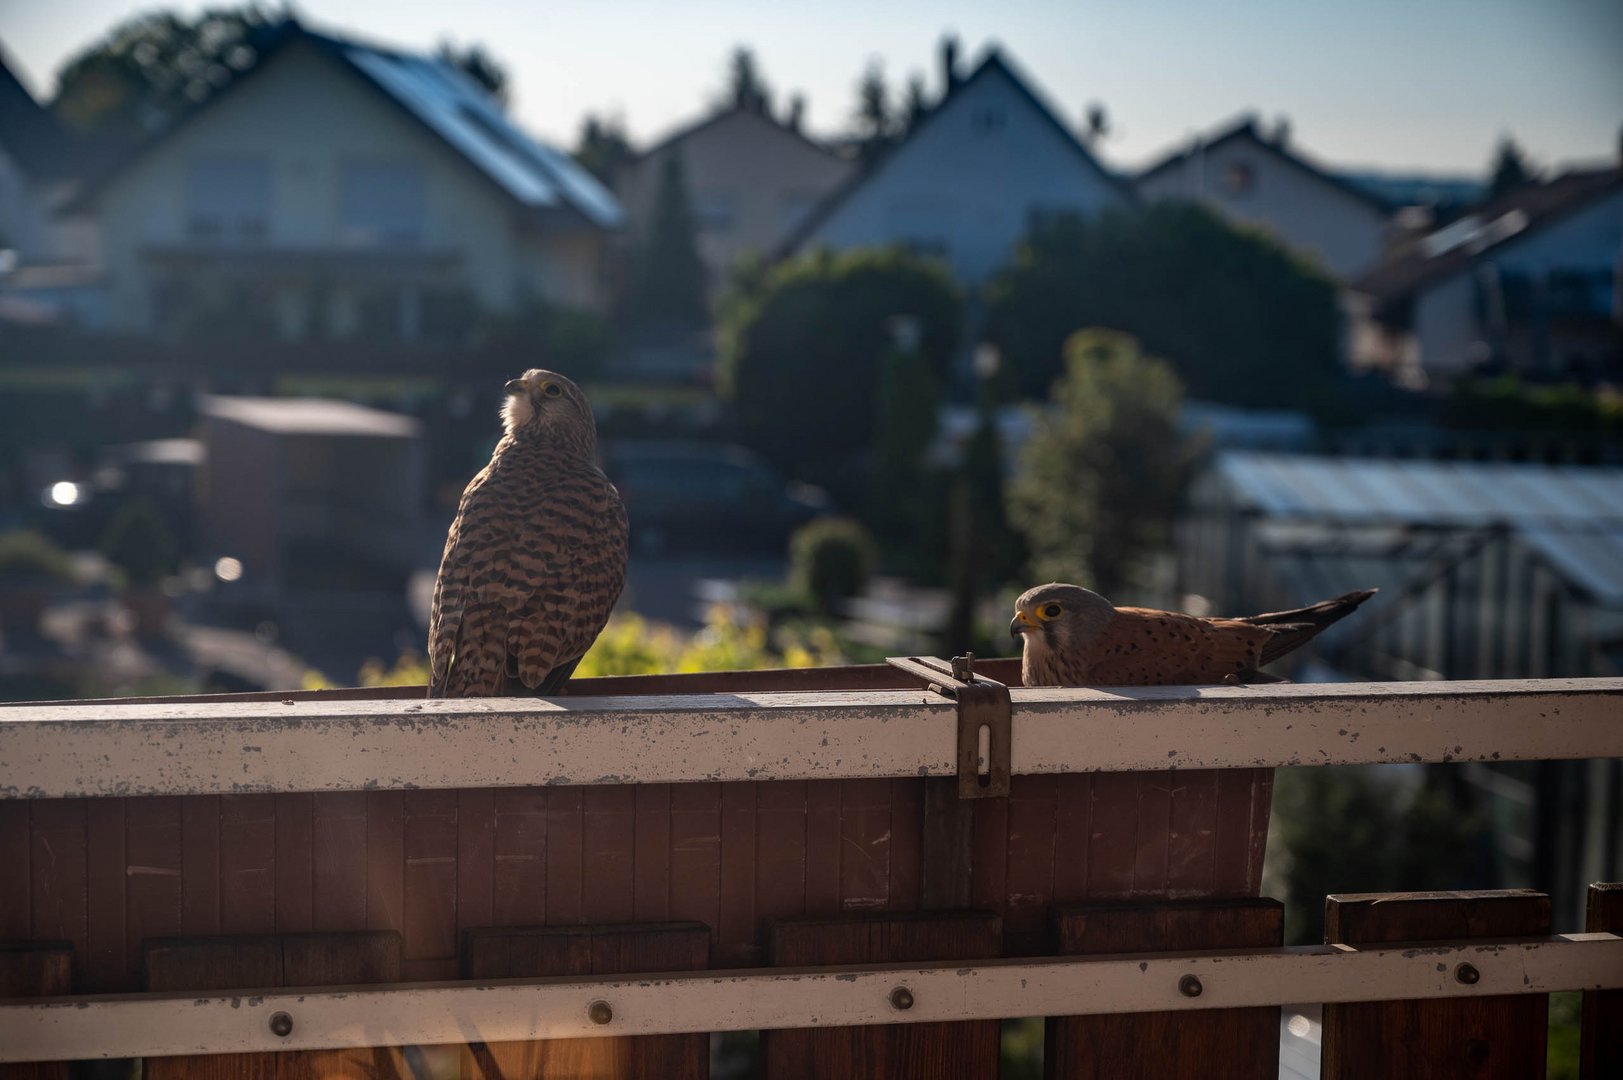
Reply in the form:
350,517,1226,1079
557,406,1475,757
4,0,1620,174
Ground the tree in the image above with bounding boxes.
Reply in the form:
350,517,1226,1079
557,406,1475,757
1487,136,1537,200
903,74,930,133
853,62,895,163
628,153,708,331
437,42,508,106
52,4,282,136
725,46,773,114
718,247,961,489
985,202,1343,408
870,342,943,537
573,113,634,186
1007,330,1192,598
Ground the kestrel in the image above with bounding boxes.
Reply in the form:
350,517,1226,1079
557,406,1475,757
1010,584,1376,687
429,369,628,697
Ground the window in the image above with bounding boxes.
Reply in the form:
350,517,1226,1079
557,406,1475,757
1224,162,1256,197
186,160,270,241
340,163,425,245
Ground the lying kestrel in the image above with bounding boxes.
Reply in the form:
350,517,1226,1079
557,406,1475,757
429,369,628,697
1010,584,1376,687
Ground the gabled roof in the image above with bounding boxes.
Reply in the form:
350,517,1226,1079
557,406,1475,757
68,20,622,229
0,44,83,180
779,48,1133,257
1137,114,1393,216
634,103,846,166
1354,165,1623,302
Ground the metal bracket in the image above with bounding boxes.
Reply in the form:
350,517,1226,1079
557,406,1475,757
886,653,1011,799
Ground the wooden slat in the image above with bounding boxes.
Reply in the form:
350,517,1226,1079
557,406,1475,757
364,792,403,936
887,779,923,914
273,794,313,934
1045,898,1284,1079
1581,882,1622,1080
1164,771,1219,894
761,911,1002,1080
1130,773,1174,897
1086,772,1139,899
755,781,808,930
718,782,759,966
1051,773,1092,903
462,922,711,1079
669,783,722,956
180,796,221,936
220,795,276,935
581,785,636,927
1004,775,1057,954
311,793,368,932
83,798,126,991
0,943,72,1080
401,790,458,980
631,783,671,922
919,778,973,910
804,779,843,915
143,931,405,1080
29,801,86,972
125,797,183,986
1213,769,1268,895
1322,890,1550,1079
840,779,892,912
543,786,585,926
492,787,546,926
0,803,30,941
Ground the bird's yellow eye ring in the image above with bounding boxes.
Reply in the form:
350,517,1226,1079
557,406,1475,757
543,383,563,398
1040,604,1062,619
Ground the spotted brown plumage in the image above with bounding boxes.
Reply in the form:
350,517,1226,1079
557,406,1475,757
1010,583,1376,687
429,369,628,697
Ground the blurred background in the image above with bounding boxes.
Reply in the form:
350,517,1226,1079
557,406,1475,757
0,0,1618,1072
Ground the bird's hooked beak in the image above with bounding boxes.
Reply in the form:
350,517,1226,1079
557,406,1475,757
503,378,526,396
1010,609,1038,640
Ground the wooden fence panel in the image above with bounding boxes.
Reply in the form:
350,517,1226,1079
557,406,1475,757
1581,882,1622,1080
143,931,407,1080
1322,890,1550,1080
461,921,711,1080
0,943,71,1080
761,911,1002,1080
1045,898,1284,1080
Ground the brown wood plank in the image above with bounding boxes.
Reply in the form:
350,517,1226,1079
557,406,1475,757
887,778,923,914
274,793,314,935
544,786,585,926
631,783,671,923
1051,773,1092,904
969,792,1008,916
220,794,276,935
1582,882,1622,1080
1130,773,1174,897
1004,775,1058,954
456,789,496,935
583,785,637,927
463,922,710,1080
717,781,759,966
668,782,722,957
839,779,893,913
0,802,30,941
364,791,404,936
1244,769,1274,894
125,796,183,986
1045,897,1284,1079
1164,770,1219,895
762,911,1003,1080
401,790,459,980
493,787,547,926
918,778,973,910
311,792,368,932
29,801,88,969
0,943,72,1080
180,796,221,936
1085,771,1139,900
803,779,842,915
1322,890,1550,1080
1213,769,1268,896
83,797,126,991
755,780,808,932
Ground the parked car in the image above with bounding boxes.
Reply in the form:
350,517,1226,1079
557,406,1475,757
599,440,832,553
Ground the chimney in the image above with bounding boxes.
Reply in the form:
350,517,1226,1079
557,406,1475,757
786,94,806,133
940,35,960,94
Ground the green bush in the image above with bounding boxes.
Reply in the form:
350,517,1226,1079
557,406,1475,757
790,518,878,615
718,247,961,485
986,202,1342,408
0,530,75,586
100,498,179,589
477,298,613,381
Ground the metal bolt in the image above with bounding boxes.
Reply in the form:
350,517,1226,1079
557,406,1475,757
1455,963,1481,985
1178,974,1204,998
268,1012,293,1038
889,986,914,1011
587,1000,613,1025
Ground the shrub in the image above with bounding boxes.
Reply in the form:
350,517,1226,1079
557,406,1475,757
789,518,877,614
100,498,179,589
0,530,76,587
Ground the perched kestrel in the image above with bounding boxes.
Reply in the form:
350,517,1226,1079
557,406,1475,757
429,370,628,697
1010,584,1375,687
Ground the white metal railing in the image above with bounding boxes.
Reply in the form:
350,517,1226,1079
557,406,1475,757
1,678,1619,799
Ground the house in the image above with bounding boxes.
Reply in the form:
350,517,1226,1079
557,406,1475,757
618,104,853,292
1348,163,1623,385
67,19,622,341
0,45,99,270
782,49,1131,286
1136,115,1393,280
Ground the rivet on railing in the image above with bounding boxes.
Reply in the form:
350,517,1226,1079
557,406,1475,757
1178,974,1203,998
268,1012,293,1038
1454,962,1481,985
889,986,915,1011
588,1000,614,1025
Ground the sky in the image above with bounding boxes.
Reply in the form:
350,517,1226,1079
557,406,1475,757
2,0,1620,175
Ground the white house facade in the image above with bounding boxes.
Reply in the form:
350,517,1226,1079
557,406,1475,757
784,51,1131,285
1136,117,1393,281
